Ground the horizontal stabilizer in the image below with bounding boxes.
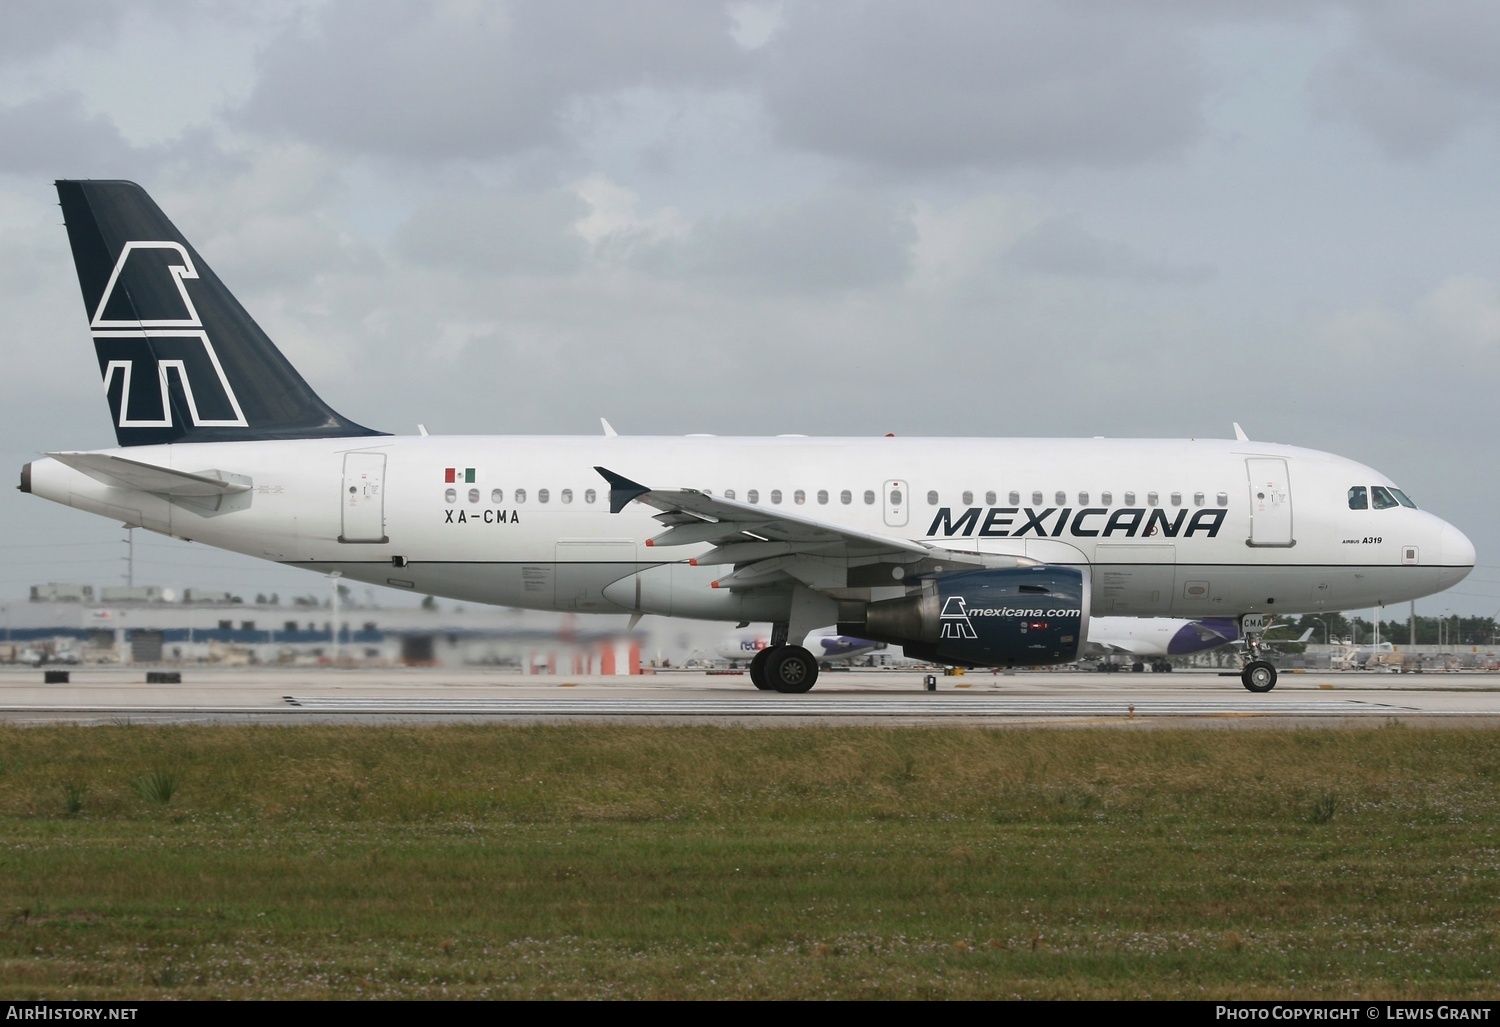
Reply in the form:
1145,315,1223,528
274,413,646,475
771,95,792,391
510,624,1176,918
49,451,251,496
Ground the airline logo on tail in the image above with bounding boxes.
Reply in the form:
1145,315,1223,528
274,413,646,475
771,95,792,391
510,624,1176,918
90,241,247,430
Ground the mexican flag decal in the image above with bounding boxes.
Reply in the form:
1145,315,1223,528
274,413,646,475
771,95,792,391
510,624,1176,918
444,467,476,483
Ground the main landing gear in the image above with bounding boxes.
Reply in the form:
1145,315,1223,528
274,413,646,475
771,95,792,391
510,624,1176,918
747,644,819,693
1241,660,1277,693
1238,615,1279,693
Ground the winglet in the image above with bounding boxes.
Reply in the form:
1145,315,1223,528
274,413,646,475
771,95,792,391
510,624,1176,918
1233,422,1249,442
600,418,618,437
594,466,650,513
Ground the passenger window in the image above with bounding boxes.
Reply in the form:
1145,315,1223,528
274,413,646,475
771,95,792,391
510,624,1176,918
561,489,573,504
1193,492,1204,507
927,490,939,505
1100,491,1112,506
585,489,596,504
986,491,996,505
1170,492,1182,506
1147,492,1159,507
890,489,903,506
962,491,973,505
794,489,806,505
1216,492,1228,506
468,488,480,504
1008,491,1020,505
817,490,829,505
1054,491,1066,505
515,489,526,503
1371,486,1398,510
724,489,736,500
770,490,782,505
1032,491,1043,506
1348,486,1368,510
864,490,876,505
1124,491,1136,505
444,488,456,504
841,490,852,505
748,489,759,504
1078,492,1089,505
491,489,503,504
538,489,549,504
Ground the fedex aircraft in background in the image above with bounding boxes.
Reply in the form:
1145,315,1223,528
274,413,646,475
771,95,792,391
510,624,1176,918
716,626,888,668
19,181,1476,693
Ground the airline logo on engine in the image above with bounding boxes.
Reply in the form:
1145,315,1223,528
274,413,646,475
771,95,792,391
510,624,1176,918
939,597,979,640
90,241,247,430
926,506,1227,540
939,596,1083,640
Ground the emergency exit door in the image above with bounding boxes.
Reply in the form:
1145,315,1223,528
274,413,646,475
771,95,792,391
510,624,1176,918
1246,457,1294,547
341,452,388,543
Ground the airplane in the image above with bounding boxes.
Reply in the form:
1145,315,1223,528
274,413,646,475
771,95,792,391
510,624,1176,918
716,625,887,671
1084,617,1312,673
1329,639,1400,671
18,181,1477,695
1084,616,1240,672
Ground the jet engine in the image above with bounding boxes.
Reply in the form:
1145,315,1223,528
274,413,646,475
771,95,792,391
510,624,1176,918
838,566,1089,668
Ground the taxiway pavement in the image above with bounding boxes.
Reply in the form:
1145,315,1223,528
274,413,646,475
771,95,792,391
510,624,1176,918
3,666,1499,727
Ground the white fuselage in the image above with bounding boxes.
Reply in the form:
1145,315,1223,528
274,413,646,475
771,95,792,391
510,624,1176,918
25,434,1475,625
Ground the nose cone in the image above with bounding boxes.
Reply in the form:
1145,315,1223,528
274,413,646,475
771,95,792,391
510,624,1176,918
1438,522,1476,591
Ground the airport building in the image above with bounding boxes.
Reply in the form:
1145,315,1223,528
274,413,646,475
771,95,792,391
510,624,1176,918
1,584,644,674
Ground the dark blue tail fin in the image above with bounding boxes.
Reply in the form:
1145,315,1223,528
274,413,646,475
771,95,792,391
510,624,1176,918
56,179,386,446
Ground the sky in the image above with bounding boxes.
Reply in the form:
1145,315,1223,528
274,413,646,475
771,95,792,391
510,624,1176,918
0,0,1496,622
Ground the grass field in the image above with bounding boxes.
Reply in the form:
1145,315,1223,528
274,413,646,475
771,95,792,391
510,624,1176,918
0,722,1497,999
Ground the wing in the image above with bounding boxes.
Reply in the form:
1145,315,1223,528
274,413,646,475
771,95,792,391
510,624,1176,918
595,466,1033,592
1085,639,1152,657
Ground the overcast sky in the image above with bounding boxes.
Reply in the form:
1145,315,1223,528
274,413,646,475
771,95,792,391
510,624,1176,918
0,0,1496,622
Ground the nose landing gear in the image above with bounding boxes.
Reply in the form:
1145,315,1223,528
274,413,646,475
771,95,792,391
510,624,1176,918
1238,614,1279,692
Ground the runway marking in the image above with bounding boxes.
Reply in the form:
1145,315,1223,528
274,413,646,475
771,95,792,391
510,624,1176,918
280,695,1405,717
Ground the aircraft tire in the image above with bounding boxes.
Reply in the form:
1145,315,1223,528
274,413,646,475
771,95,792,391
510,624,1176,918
1241,660,1278,693
1131,661,1145,673
766,645,818,693
748,648,774,690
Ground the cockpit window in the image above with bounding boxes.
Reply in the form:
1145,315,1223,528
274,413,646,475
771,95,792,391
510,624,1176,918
1390,488,1417,509
1348,486,1367,510
1370,486,1399,510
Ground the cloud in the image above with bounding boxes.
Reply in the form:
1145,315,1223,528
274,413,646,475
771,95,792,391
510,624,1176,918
233,0,749,161
0,1,126,63
759,0,1205,172
1312,274,1500,365
1003,216,1215,283
678,191,916,293
1311,1,1500,156
0,93,143,177
396,187,589,275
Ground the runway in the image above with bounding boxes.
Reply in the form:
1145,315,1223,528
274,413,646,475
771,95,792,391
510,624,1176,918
4,666,1500,725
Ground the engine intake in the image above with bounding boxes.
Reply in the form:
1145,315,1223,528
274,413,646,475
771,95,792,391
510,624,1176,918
838,566,1089,668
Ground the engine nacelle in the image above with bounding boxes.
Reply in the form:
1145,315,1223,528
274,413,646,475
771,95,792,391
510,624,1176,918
838,566,1090,668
